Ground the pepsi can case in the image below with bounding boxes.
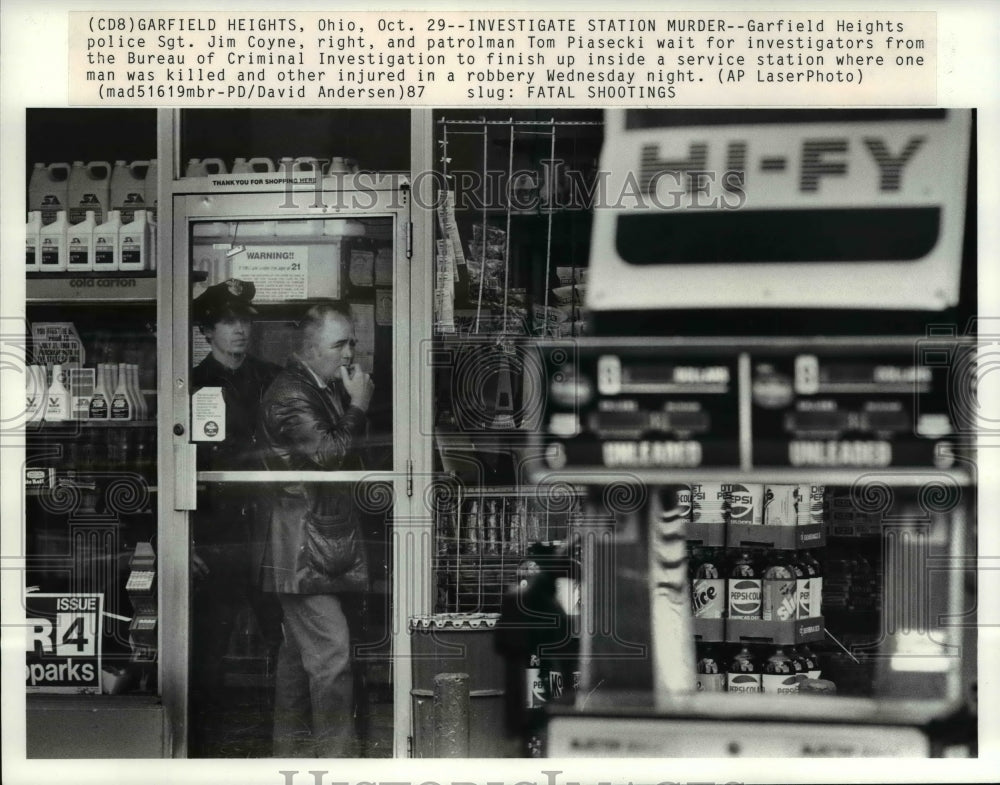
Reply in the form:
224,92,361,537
726,645,762,694
690,481,727,524
725,483,763,526
763,484,798,526
796,484,826,526
676,485,693,519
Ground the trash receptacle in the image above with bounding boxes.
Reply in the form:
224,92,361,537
409,613,505,757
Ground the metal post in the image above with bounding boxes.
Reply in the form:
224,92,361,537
433,672,470,757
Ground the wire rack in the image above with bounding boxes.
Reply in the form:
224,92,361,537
436,116,602,338
432,484,583,613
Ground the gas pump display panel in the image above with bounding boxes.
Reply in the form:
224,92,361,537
752,344,970,469
534,339,971,476
538,344,741,473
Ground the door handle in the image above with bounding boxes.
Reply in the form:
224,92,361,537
173,442,197,510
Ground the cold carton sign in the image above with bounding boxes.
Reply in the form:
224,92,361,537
25,593,103,694
587,109,970,312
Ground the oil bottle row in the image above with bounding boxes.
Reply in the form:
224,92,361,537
29,159,158,226
27,209,155,273
26,362,151,423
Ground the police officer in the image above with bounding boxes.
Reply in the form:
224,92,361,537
189,279,282,755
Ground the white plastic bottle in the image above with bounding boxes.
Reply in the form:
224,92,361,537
26,365,46,422
26,211,42,271
28,162,71,225
89,364,110,420
110,362,133,421
44,364,70,422
127,363,147,420
39,210,69,271
67,160,111,225
110,159,148,222
119,209,150,271
67,210,97,271
93,210,122,272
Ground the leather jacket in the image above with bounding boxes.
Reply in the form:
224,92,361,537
257,356,369,594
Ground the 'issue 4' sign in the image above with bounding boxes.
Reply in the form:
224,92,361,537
25,593,103,694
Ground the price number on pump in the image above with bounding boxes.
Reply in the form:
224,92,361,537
597,355,622,395
795,354,820,395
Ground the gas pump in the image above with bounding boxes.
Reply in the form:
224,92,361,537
503,108,978,758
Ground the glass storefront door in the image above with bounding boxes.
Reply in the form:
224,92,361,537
171,187,410,757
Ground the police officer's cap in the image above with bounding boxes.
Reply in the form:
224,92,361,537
193,279,259,326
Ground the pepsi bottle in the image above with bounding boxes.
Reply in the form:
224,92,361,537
691,547,724,619
727,550,762,620
762,551,798,622
695,644,725,692
726,644,762,694
763,646,800,694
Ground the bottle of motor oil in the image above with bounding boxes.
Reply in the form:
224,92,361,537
762,551,798,622
93,210,122,272
89,364,110,420
110,362,133,421
763,646,800,694
39,210,69,271
28,162,71,225
26,211,42,271
44,364,70,422
26,365,46,422
185,157,227,177
231,157,276,174
726,645,762,694
67,210,97,271
727,550,762,620
110,159,149,222
119,209,150,271
67,160,111,225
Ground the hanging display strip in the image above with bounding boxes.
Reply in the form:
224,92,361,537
532,339,972,477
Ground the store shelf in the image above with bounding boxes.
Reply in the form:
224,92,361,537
27,420,156,430
27,273,157,303
685,522,726,547
727,523,826,550
529,468,976,487
692,617,725,642
725,616,825,645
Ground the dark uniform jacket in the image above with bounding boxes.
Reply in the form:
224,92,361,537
257,356,370,594
190,352,281,590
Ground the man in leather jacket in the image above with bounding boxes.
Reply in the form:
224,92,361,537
189,278,282,755
257,301,374,757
